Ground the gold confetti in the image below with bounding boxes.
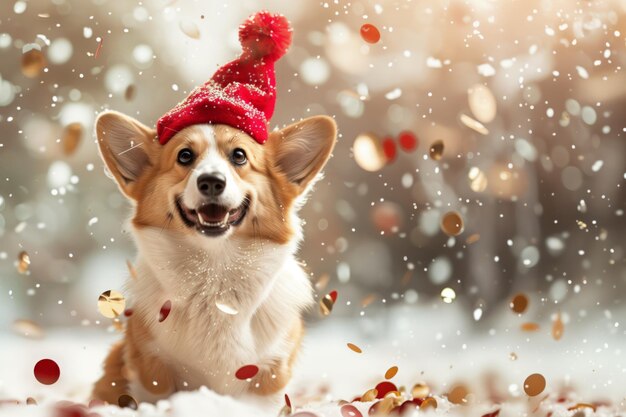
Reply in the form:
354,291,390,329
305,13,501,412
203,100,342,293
215,301,238,315
521,322,540,332
347,343,362,353
509,352,518,361
62,123,82,156
26,397,37,405
523,373,546,397
384,366,398,380
552,312,564,340
319,290,337,316
429,140,444,160
567,403,596,412
353,133,386,172
448,384,469,405
465,233,480,244
97,290,126,319
13,319,44,339
460,113,489,135
21,49,46,78
576,219,588,230
361,294,376,308
369,397,395,415
440,211,464,236
361,388,378,402
411,383,430,399
17,251,31,274
420,397,438,410
510,293,529,314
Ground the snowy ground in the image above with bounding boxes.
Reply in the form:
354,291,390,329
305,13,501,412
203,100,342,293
0,303,624,416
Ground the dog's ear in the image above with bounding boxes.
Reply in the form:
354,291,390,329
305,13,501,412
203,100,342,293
95,110,158,199
271,115,337,193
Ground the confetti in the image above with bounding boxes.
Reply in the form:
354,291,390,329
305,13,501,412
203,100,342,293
428,140,444,160
340,404,363,417
124,84,137,101
34,359,60,385
510,293,529,314
384,366,398,379
26,397,37,405
460,113,489,135
13,319,44,339
567,403,596,412
97,290,126,319
382,136,396,162
523,373,546,396
62,123,82,155
353,133,386,172
17,250,30,274
360,23,380,44
448,384,469,404
314,273,330,290
216,301,238,315
94,39,103,58
482,409,501,417
118,394,138,409
159,300,172,322
468,84,497,123
552,312,564,340
235,364,259,380
420,397,437,410
509,352,518,361
440,287,456,303
179,20,201,39
521,322,540,331
411,383,430,398
361,388,378,402
361,294,376,307
347,343,362,353
468,167,488,192
319,290,337,316
368,397,395,415
21,48,46,78
398,131,417,152
374,381,398,398
440,211,464,236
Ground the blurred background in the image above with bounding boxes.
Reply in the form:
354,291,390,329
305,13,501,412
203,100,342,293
0,0,625,405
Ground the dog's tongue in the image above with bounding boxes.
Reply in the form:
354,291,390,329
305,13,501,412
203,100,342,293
198,204,228,223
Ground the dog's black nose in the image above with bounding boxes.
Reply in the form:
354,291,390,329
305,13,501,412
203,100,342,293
197,172,226,197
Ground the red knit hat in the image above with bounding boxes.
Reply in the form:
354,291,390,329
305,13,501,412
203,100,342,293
157,11,292,145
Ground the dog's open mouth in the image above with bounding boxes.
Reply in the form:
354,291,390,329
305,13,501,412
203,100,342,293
175,196,250,236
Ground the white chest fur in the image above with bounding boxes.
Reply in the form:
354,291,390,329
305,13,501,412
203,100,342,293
127,227,313,398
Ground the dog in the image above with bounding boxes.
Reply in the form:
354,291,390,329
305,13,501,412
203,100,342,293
91,11,337,405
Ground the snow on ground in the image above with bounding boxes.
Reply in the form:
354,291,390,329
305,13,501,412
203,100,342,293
0,303,624,416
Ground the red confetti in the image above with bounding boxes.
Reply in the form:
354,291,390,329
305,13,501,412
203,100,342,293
285,393,292,409
482,409,501,417
235,364,259,380
398,400,422,414
398,131,418,152
124,308,133,317
341,404,363,417
34,359,60,385
382,137,396,162
329,290,338,303
158,300,172,322
374,381,397,399
360,23,381,44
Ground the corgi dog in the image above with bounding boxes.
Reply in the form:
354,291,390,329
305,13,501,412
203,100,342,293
92,112,336,404
91,11,337,406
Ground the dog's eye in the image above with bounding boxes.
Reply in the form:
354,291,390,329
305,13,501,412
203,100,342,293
177,148,194,166
231,148,247,166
